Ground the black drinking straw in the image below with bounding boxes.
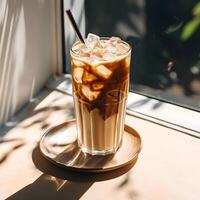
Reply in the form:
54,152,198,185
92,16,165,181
66,9,85,44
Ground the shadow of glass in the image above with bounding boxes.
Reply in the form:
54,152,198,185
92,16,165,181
32,145,137,182
6,144,136,200
6,173,93,200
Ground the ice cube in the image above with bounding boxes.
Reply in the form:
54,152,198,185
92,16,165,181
92,65,112,79
90,57,101,66
81,85,100,101
82,71,97,83
86,33,101,50
79,44,91,57
103,52,116,60
73,67,84,83
110,37,121,46
99,40,107,48
105,44,117,54
92,82,104,90
92,46,104,58
72,59,86,68
116,43,129,55
103,40,118,58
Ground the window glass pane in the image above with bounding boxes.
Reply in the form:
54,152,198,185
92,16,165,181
84,0,200,111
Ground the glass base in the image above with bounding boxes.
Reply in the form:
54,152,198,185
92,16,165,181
78,141,122,156
39,119,142,172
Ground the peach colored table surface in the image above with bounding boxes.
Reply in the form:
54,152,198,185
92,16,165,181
0,89,200,200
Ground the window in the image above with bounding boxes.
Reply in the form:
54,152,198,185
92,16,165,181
62,0,200,134
84,0,200,111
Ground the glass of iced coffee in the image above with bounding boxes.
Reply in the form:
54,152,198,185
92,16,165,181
70,34,131,155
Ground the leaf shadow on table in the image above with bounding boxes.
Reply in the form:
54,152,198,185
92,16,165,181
6,145,137,200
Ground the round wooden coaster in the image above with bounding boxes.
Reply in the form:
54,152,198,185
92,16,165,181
39,119,142,172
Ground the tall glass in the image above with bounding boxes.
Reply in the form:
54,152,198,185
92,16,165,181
70,38,131,155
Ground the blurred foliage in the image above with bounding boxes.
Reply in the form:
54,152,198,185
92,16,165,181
85,0,200,108
193,2,200,16
181,2,200,40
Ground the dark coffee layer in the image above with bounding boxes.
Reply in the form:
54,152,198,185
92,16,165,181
71,54,130,119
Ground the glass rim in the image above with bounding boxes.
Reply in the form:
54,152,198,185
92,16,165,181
70,37,132,59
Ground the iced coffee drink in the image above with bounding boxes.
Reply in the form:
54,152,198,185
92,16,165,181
70,34,131,155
